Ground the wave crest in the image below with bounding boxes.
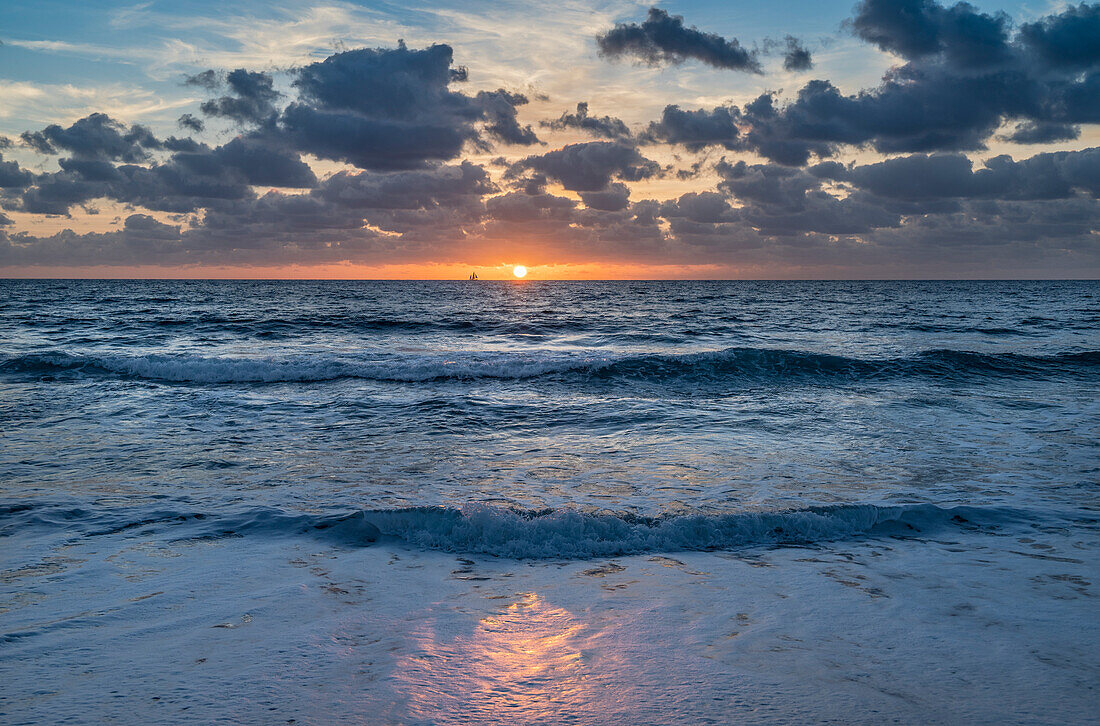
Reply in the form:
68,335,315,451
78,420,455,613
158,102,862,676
2,347,1096,385
4,501,1021,558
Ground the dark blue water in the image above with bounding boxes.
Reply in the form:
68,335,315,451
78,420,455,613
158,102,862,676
1,280,1096,553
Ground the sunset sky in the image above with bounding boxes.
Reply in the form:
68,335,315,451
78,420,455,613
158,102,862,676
1,0,1098,278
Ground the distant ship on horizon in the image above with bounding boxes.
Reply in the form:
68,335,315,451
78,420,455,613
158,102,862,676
468,272,478,280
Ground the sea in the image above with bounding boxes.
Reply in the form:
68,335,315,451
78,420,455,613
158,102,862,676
1,279,1097,724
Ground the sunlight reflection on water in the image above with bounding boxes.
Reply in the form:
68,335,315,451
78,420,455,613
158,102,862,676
397,593,601,724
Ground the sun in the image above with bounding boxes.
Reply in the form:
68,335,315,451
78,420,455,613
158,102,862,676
512,265,528,278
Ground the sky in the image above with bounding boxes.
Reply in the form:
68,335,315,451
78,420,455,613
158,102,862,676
0,0,1097,278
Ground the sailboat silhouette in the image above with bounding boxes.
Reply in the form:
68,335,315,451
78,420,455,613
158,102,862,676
468,272,478,280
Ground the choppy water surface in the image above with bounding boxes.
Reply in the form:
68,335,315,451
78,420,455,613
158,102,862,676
2,280,1098,724
3,280,1098,523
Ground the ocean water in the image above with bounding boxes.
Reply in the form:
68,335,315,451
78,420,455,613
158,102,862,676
1,279,1097,724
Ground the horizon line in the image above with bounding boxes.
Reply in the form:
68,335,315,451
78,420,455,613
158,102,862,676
2,277,1098,282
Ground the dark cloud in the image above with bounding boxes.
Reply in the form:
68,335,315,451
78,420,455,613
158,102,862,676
706,160,898,236
178,114,205,133
510,141,660,191
850,0,1012,68
675,159,708,180
486,190,576,224
211,136,317,188
21,113,161,161
1,214,185,266
851,196,1099,273
659,192,734,224
743,69,1030,160
735,92,832,165
700,71,1047,164
313,161,495,211
162,136,204,153
542,102,631,139
475,90,539,146
18,174,101,215
4,42,539,221
597,8,762,73
179,43,539,174
190,162,493,255
1002,121,1080,145
705,152,1081,243
2,162,496,266
184,70,219,90
198,69,281,125
278,43,535,170
844,148,1100,200
717,160,820,207
518,172,548,196
480,191,669,261
807,161,848,180
0,154,34,189
643,105,739,151
11,116,316,215
119,213,181,240
773,36,813,71
1019,3,1100,69
293,43,463,117
96,153,255,213
279,101,473,171
579,182,631,211
648,2,1100,163
57,158,120,182
3,148,1097,274
674,148,1100,247
710,160,901,236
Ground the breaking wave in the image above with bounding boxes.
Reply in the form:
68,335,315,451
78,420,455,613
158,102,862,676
2,347,1096,385
3,501,1027,558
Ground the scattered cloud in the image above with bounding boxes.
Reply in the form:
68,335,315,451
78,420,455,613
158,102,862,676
596,8,762,73
542,102,631,140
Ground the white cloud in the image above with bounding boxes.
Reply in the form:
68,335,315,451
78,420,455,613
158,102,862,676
0,80,193,126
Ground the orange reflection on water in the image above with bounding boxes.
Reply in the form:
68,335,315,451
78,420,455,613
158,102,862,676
396,593,599,724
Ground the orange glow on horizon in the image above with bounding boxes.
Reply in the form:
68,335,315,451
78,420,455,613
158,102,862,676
0,261,754,280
